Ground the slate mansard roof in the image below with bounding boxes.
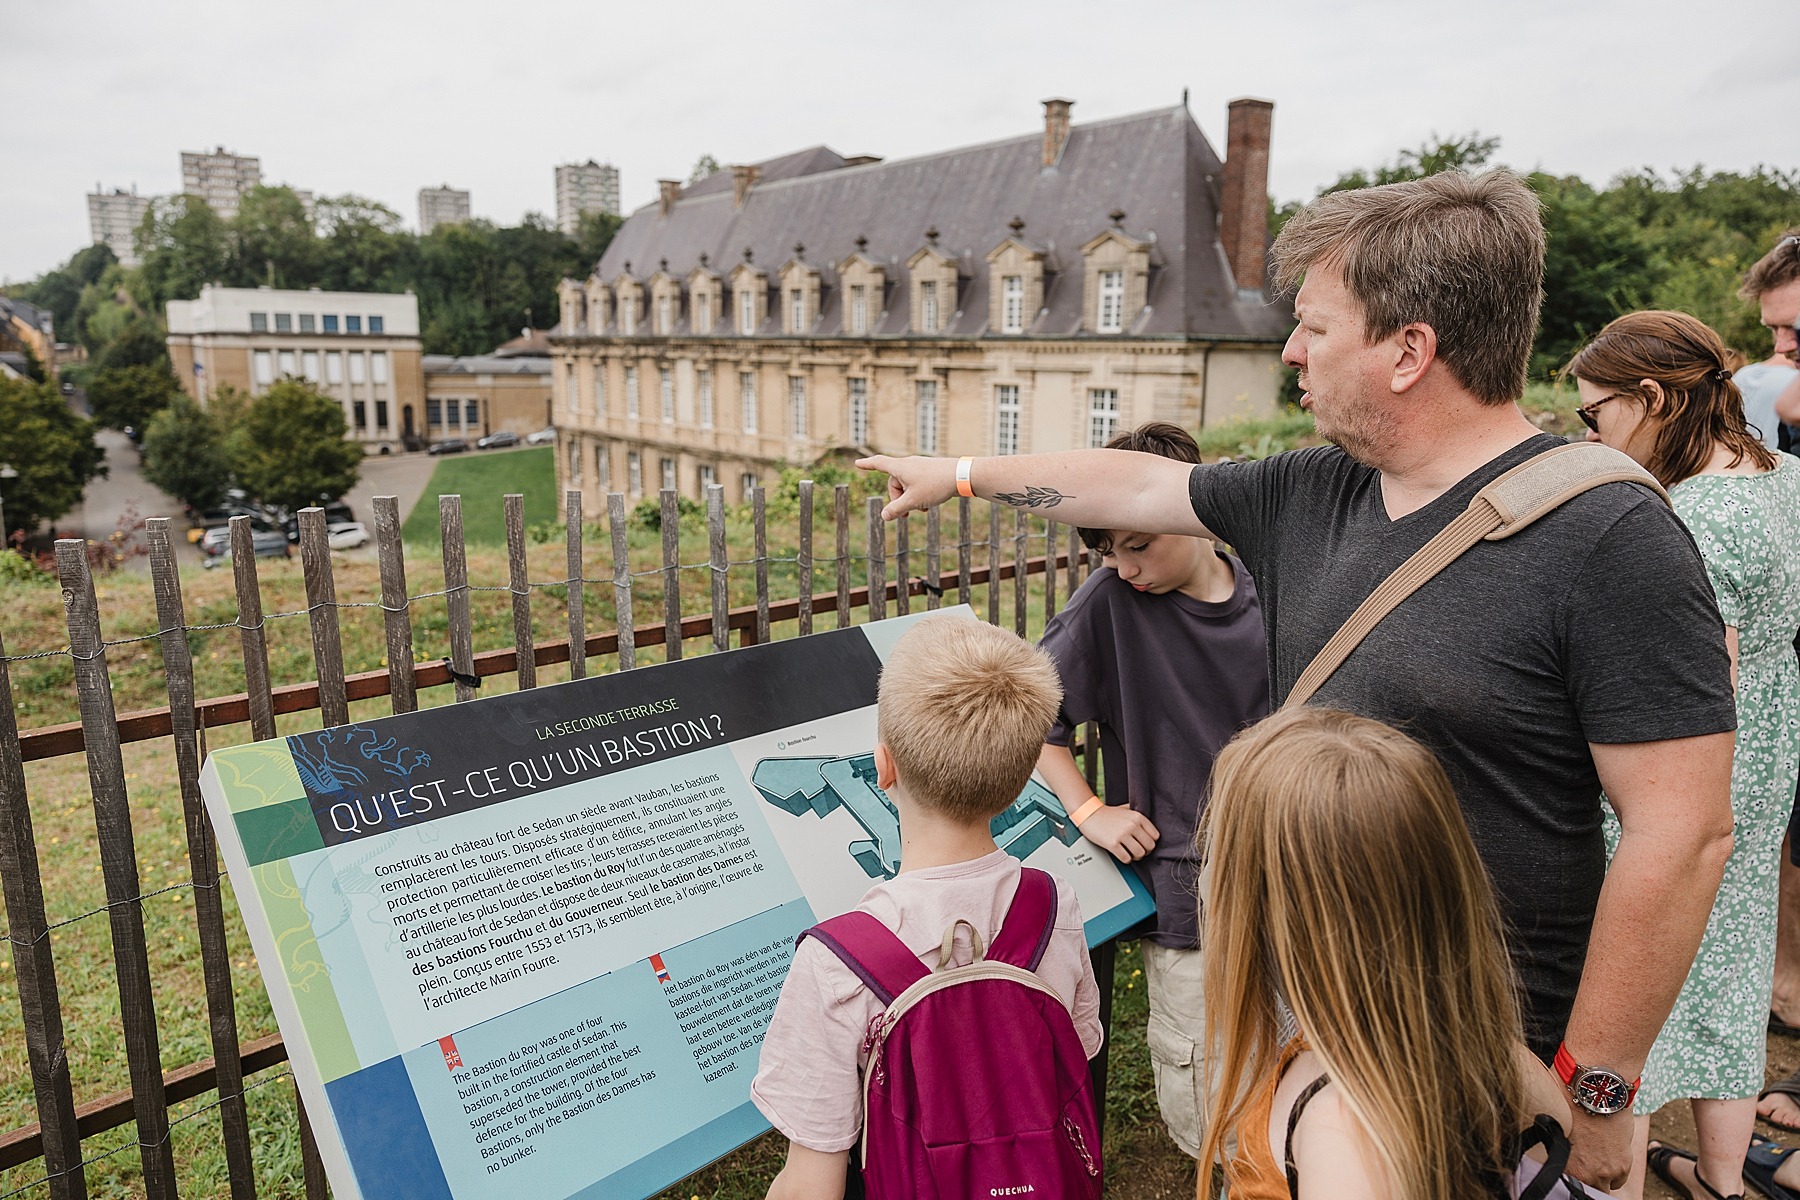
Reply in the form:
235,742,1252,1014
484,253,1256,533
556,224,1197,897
578,106,1291,343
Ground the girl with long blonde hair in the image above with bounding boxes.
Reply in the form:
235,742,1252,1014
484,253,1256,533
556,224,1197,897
1195,707,1572,1199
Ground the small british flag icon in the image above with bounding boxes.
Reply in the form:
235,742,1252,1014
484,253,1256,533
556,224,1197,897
651,954,672,985
439,1036,463,1071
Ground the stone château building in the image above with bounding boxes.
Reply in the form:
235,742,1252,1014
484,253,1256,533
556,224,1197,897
550,97,1290,504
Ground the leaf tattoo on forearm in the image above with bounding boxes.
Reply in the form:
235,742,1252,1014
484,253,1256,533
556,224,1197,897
992,485,1074,509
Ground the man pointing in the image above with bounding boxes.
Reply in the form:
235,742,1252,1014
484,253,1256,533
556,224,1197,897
860,169,1735,1188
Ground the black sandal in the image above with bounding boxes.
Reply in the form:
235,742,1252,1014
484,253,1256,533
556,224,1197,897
1648,1143,1745,1200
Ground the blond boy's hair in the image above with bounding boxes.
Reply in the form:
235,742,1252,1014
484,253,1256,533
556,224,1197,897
877,617,1062,822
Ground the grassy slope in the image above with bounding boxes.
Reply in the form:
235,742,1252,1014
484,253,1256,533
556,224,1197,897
400,446,559,545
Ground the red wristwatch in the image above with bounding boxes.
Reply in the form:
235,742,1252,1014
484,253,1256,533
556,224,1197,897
1552,1042,1640,1115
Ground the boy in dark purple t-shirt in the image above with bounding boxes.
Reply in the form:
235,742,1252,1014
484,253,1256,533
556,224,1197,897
1036,422,1270,1159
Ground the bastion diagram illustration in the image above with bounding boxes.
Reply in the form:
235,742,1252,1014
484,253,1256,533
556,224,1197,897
751,753,1083,879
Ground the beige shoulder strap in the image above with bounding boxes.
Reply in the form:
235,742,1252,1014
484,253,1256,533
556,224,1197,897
1282,442,1669,711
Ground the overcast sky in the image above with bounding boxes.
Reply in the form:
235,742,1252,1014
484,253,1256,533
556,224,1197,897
4,0,1794,285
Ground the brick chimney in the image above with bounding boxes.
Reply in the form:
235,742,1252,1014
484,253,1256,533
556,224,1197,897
730,164,760,208
658,179,682,217
1219,98,1274,293
1041,98,1074,168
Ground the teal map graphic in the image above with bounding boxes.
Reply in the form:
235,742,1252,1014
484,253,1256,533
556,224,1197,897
751,753,1081,879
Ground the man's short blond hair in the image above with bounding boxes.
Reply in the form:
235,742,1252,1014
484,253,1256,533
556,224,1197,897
1270,169,1545,405
877,617,1062,823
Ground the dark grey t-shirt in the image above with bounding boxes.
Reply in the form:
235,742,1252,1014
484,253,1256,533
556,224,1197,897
1042,556,1271,949
1189,434,1736,1055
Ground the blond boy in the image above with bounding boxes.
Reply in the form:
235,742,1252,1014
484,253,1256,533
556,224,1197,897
752,617,1103,1200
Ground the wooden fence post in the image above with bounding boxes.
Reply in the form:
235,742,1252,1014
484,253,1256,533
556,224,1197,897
297,508,349,728
894,513,910,617
504,495,536,691
834,485,851,630
566,490,586,681
608,492,635,671
957,498,972,608
1014,509,1028,637
440,496,477,703
661,489,682,661
373,496,417,715
147,518,256,1199
54,540,178,1200
867,498,887,623
0,624,84,1200
987,502,1001,625
925,506,941,611
798,482,814,636
230,515,276,741
707,485,729,653
752,486,771,647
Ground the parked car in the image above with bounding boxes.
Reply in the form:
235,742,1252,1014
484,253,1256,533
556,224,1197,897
428,438,469,456
525,427,556,446
281,500,356,542
201,526,290,564
326,521,370,550
476,431,519,450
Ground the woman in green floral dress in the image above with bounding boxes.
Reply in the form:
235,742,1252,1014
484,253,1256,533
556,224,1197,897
1574,310,1800,1200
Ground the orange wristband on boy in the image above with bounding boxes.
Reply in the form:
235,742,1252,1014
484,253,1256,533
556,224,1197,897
955,456,976,498
1068,796,1105,828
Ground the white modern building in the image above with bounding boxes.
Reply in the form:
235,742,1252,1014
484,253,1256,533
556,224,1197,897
180,148,262,221
165,285,425,452
418,185,471,234
87,186,152,266
554,161,620,236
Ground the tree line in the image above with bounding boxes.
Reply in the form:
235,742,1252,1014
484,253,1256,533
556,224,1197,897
1274,134,1799,374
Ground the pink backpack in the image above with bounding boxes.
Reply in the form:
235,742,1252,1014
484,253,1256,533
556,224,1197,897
800,867,1103,1200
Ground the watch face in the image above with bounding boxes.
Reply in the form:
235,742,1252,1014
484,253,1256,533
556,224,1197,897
1573,1068,1632,1115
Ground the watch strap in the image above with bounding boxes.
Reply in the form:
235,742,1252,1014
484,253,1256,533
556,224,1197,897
1553,1042,1641,1106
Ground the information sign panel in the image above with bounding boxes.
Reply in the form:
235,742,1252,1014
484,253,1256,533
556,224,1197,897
200,608,1154,1199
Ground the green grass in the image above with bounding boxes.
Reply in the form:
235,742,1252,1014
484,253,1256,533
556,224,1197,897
401,446,558,545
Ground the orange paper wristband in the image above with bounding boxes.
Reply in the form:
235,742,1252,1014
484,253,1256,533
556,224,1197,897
955,456,975,499
1068,796,1105,827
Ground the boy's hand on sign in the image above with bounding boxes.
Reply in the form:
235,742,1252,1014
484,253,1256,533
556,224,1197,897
1079,805,1160,863
857,455,957,520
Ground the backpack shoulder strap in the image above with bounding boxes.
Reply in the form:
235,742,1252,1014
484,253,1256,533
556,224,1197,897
1283,442,1667,710
799,912,929,1007
1513,1114,1585,1200
987,867,1058,971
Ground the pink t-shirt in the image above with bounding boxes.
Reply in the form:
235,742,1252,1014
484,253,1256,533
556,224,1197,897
750,849,1103,1152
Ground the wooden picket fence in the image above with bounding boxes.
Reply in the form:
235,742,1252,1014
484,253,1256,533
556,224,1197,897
0,483,1105,1199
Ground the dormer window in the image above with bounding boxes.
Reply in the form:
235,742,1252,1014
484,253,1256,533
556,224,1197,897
739,290,755,334
657,294,672,335
622,303,636,336
696,293,711,332
790,290,804,332
906,243,958,336
1098,271,1124,333
1079,222,1151,335
1002,277,1024,334
851,286,868,335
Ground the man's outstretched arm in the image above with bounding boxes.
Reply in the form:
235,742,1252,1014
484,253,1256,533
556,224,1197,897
856,451,1214,539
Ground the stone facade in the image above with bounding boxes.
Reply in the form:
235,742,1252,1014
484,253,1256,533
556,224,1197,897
550,99,1288,505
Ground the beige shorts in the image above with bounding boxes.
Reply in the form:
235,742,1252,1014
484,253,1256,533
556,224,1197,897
1141,941,1212,1159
